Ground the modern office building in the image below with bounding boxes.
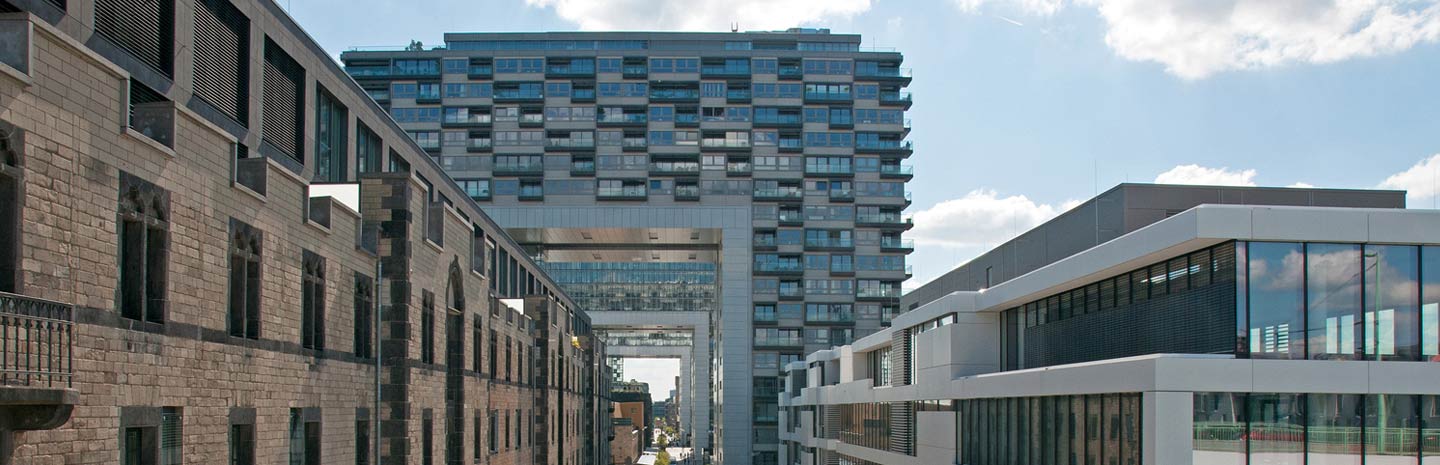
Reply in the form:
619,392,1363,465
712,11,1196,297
779,190,1440,465
0,1,612,464
904,183,1407,310
340,29,915,464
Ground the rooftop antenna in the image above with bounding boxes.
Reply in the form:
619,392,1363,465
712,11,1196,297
731,22,739,33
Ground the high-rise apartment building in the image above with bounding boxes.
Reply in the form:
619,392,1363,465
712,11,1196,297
340,29,914,464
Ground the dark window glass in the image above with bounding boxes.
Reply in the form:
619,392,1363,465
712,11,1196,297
314,88,348,182
118,173,169,324
1308,393,1362,464
229,423,255,465
1248,393,1304,464
355,411,369,465
1192,392,1244,465
1423,246,1440,360
228,220,262,339
301,251,325,350
95,0,174,76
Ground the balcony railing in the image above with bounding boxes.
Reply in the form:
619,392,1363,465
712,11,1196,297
857,214,912,226
701,139,751,149
858,288,902,299
754,189,804,200
805,311,856,324
879,92,913,104
880,238,916,250
1,292,74,387
753,236,777,248
805,165,854,175
546,138,595,149
880,165,914,176
466,139,493,151
754,262,804,274
805,238,854,249
856,67,913,78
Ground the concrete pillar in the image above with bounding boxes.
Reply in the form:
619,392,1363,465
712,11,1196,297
1144,391,1193,465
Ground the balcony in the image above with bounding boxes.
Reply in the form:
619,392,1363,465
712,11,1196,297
777,212,804,226
701,65,751,78
571,88,596,103
649,89,700,103
570,162,596,177
622,65,648,79
726,162,753,177
441,114,492,128
494,162,544,176
804,238,854,251
700,139,751,151
804,165,854,177
804,92,852,103
465,139,493,153
754,116,802,129
856,140,913,156
493,90,544,103
856,67,913,84
597,188,648,201
880,164,914,179
778,67,802,80
753,335,804,348
779,287,804,300
753,311,778,324
754,262,804,276
726,89,752,103
621,138,648,152
467,65,493,79
828,189,854,202
754,189,804,201
778,139,803,153
857,214,914,229
880,238,915,252
753,236,777,250
546,138,595,152
546,64,595,78
649,162,701,176
879,91,913,108
674,185,701,201
857,288,902,300
805,311,856,325
0,292,79,455
597,114,648,127
674,114,700,127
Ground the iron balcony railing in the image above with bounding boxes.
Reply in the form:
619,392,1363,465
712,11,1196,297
1,292,73,388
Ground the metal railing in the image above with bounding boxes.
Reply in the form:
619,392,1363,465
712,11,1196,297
1,292,73,387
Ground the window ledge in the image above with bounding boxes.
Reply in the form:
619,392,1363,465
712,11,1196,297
424,237,445,254
305,219,331,235
0,60,31,87
232,181,267,203
122,127,176,158
267,156,308,186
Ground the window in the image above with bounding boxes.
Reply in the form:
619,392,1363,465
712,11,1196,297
122,423,157,465
227,219,262,339
421,411,433,465
489,410,498,452
314,87,348,182
160,407,181,465
355,410,370,465
301,251,326,350
1248,242,1304,359
95,0,174,76
229,421,254,465
473,415,482,461
262,38,305,162
356,123,381,176
488,329,497,375
288,408,320,465
354,274,374,358
421,291,435,364
118,172,169,324
193,0,249,124
0,123,17,293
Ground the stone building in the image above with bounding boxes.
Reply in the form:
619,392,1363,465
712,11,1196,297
0,0,609,464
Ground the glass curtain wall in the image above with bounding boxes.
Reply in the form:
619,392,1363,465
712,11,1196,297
1195,393,1436,465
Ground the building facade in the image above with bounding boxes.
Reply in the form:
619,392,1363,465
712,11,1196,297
780,200,1440,465
339,30,915,464
903,183,1407,310
0,1,609,464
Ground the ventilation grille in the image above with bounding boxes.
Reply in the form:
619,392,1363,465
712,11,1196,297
889,329,910,386
262,37,303,162
888,402,914,456
94,0,174,76
193,0,249,125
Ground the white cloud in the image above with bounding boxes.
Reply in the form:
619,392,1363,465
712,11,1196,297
1377,153,1440,206
910,190,1078,249
1153,164,1258,186
524,0,871,31
950,0,1440,79
1288,182,1316,188
906,190,1080,290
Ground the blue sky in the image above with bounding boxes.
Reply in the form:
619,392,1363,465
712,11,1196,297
284,0,1440,397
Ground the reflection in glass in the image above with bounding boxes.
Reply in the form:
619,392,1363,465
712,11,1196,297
1249,393,1304,465
1424,247,1440,361
1307,393,1362,465
1250,243,1306,359
1307,243,1363,360
1366,245,1420,361
1366,394,1418,463
1194,392,1246,465
1422,395,1440,464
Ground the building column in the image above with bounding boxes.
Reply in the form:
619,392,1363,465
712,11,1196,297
1144,391,1193,465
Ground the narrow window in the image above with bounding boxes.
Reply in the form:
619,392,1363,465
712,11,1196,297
262,37,305,163
0,123,19,293
229,423,254,465
94,0,175,76
228,219,262,339
288,408,320,465
122,425,157,465
314,87,348,182
193,0,249,124
472,319,483,373
160,407,181,465
488,410,497,452
355,122,381,176
422,410,434,465
421,291,435,364
301,250,325,350
355,409,370,465
354,274,374,358
118,172,169,324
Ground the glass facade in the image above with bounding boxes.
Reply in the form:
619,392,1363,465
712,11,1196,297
1241,242,1430,361
958,394,1141,465
540,262,717,313
1194,392,1440,465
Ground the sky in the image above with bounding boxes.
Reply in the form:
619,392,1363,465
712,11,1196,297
281,0,1440,392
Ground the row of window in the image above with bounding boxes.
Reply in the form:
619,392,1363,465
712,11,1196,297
441,39,867,53
385,81,900,102
1194,392,1440,464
